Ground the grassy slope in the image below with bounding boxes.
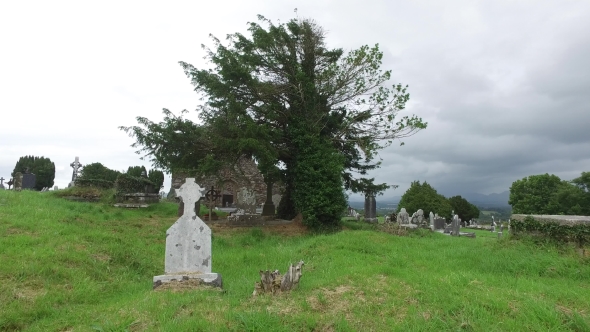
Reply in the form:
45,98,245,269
1,191,589,331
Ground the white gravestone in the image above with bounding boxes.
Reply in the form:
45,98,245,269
153,178,222,289
429,211,434,229
397,208,410,224
271,194,282,209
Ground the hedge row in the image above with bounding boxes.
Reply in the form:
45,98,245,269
511,216,590,246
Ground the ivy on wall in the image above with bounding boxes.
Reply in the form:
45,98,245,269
511,216,590,246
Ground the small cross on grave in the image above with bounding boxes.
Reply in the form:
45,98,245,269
205,186,222,222
7,178,13,190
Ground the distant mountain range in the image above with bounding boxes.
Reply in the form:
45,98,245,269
348,191,511,209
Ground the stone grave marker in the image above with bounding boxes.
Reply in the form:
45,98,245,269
14,172,23,191
434,218,446,230
69,156,83,187
271,194,282,209
22,169,36,190
364,192,377,223
452,215,460,236
397,208,410,224
236,187,257,214
429,211,434,229
153,178,222,289
0,177,5,190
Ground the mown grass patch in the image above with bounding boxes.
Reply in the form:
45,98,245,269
1,190,589,331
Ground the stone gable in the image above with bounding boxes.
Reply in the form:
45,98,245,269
171,157,282,207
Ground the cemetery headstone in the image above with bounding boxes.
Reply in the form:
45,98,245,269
0,177,5,190
363,192,377,223
153,178,222,289
452,215,460,236
236,187,257,214
14,172,23,191
272,194,283,208
69,156,83,187
434,218,446,230
54,186,58,191
22,169,36,190
397,208,410,224
429,211,434,229
7,178,13,190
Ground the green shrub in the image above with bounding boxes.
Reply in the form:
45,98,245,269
512,216,590,246
148,169,165,190
75,179,115,189
115,173,156,195
78,162,121,183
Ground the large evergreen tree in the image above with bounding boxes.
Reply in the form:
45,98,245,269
11,155,56,190
397,181,452,219
121,14,427,227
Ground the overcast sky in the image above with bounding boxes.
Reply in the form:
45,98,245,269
1,0,589,200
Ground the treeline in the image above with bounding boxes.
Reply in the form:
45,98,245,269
509,172,590,215
397,181,480,221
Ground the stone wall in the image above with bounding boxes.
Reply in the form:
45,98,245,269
511,214,590,226
170,157,283,207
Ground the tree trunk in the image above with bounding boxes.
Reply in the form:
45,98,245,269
253,261,304,296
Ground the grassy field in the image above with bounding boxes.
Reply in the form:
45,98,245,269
1,190,589,331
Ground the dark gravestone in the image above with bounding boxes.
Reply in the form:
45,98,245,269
0,177,5,190
22,173,36,190
364,193,377,223
434,218,446,230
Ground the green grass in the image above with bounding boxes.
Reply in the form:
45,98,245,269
1,190,589,331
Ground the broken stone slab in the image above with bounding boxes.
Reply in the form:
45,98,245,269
153,273,222,290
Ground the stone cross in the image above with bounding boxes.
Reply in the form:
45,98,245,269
70,157,83,182
153,178,222,289
7,178,13,190
0,177,4,190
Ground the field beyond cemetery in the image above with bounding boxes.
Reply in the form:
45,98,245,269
1,191,589,331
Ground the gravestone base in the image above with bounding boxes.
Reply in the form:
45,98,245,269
399,224,418,229
153,273,223,290
364,217,378,223
113,203,149,208
227,214,265,225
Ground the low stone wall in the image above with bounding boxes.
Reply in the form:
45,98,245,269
117,193,160,204
511,214,590,226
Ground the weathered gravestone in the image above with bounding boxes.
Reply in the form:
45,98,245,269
0,177,5,190
397,208,410,224
14,172,23,191
153,178,222,289
68,156,83,187
227,187,262,224
452,215,460,236
22,169,36,190
364,192,377,223
271,194,282,210
434,218,446,230
429,211,434,229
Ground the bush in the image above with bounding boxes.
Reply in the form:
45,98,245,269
512,216,590,247
11,155,56,190
148,169,165,190
75,179,115,190
79,162,121,183
115,173,156,195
